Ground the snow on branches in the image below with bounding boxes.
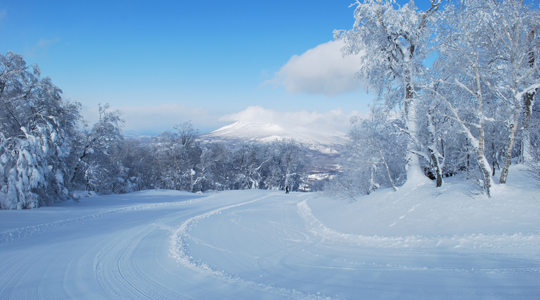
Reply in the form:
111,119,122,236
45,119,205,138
0,52,81,209
335,0,540,197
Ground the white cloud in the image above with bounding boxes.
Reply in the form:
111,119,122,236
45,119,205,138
264,40,364,96
220,106,366,136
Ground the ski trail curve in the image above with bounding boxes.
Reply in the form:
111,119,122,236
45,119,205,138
169,194,335,300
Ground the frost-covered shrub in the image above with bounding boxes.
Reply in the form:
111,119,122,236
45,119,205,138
325,107,406,200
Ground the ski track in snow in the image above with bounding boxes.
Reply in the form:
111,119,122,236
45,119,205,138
297,199,540,251
169,194,335,300
1,187,539,299
0,198,202,244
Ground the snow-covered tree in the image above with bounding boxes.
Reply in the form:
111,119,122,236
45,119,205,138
152,121,202,191
429,0,540,195
229,142,268,190
71,103,125,193
327,107,406,199
195,142,231,191
334,0,540,197
335,0,442,185
480,0,540,183
264,139,310,191
0,52,81,209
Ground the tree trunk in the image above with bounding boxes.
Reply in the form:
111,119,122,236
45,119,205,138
477,122,493,196
491,141,500,176
430,151,443,187
404,84,428,185
376,140,397,191
472,63,493,196
427,111,443,187
466,153,470,180
499,96,522,184
521,90,536,163
522,39,537,163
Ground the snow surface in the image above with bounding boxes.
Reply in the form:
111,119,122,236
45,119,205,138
0,166,539,299
201,121,347,153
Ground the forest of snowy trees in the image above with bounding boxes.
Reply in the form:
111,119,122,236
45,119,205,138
331,0,540,197
328,0,540,198
2,0,540,208
70,119,311,197
0,51,310,209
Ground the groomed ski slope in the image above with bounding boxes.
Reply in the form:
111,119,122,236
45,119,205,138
0,166,539,299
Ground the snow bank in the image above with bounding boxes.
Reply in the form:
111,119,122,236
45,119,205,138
302,165,540,252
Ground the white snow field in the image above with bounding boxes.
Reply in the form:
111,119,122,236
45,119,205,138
1,166,539,299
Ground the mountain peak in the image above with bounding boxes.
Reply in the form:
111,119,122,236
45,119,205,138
201,121,347,153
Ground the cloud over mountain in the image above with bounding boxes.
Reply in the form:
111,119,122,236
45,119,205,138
219,106,365,137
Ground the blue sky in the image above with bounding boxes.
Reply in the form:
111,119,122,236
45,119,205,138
0,0,437,135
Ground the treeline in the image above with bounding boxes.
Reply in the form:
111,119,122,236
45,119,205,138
0,52,309,209
74,120,310,196
328,0,540,198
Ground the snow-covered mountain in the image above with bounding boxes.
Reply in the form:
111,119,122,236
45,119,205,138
200,121,347,154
